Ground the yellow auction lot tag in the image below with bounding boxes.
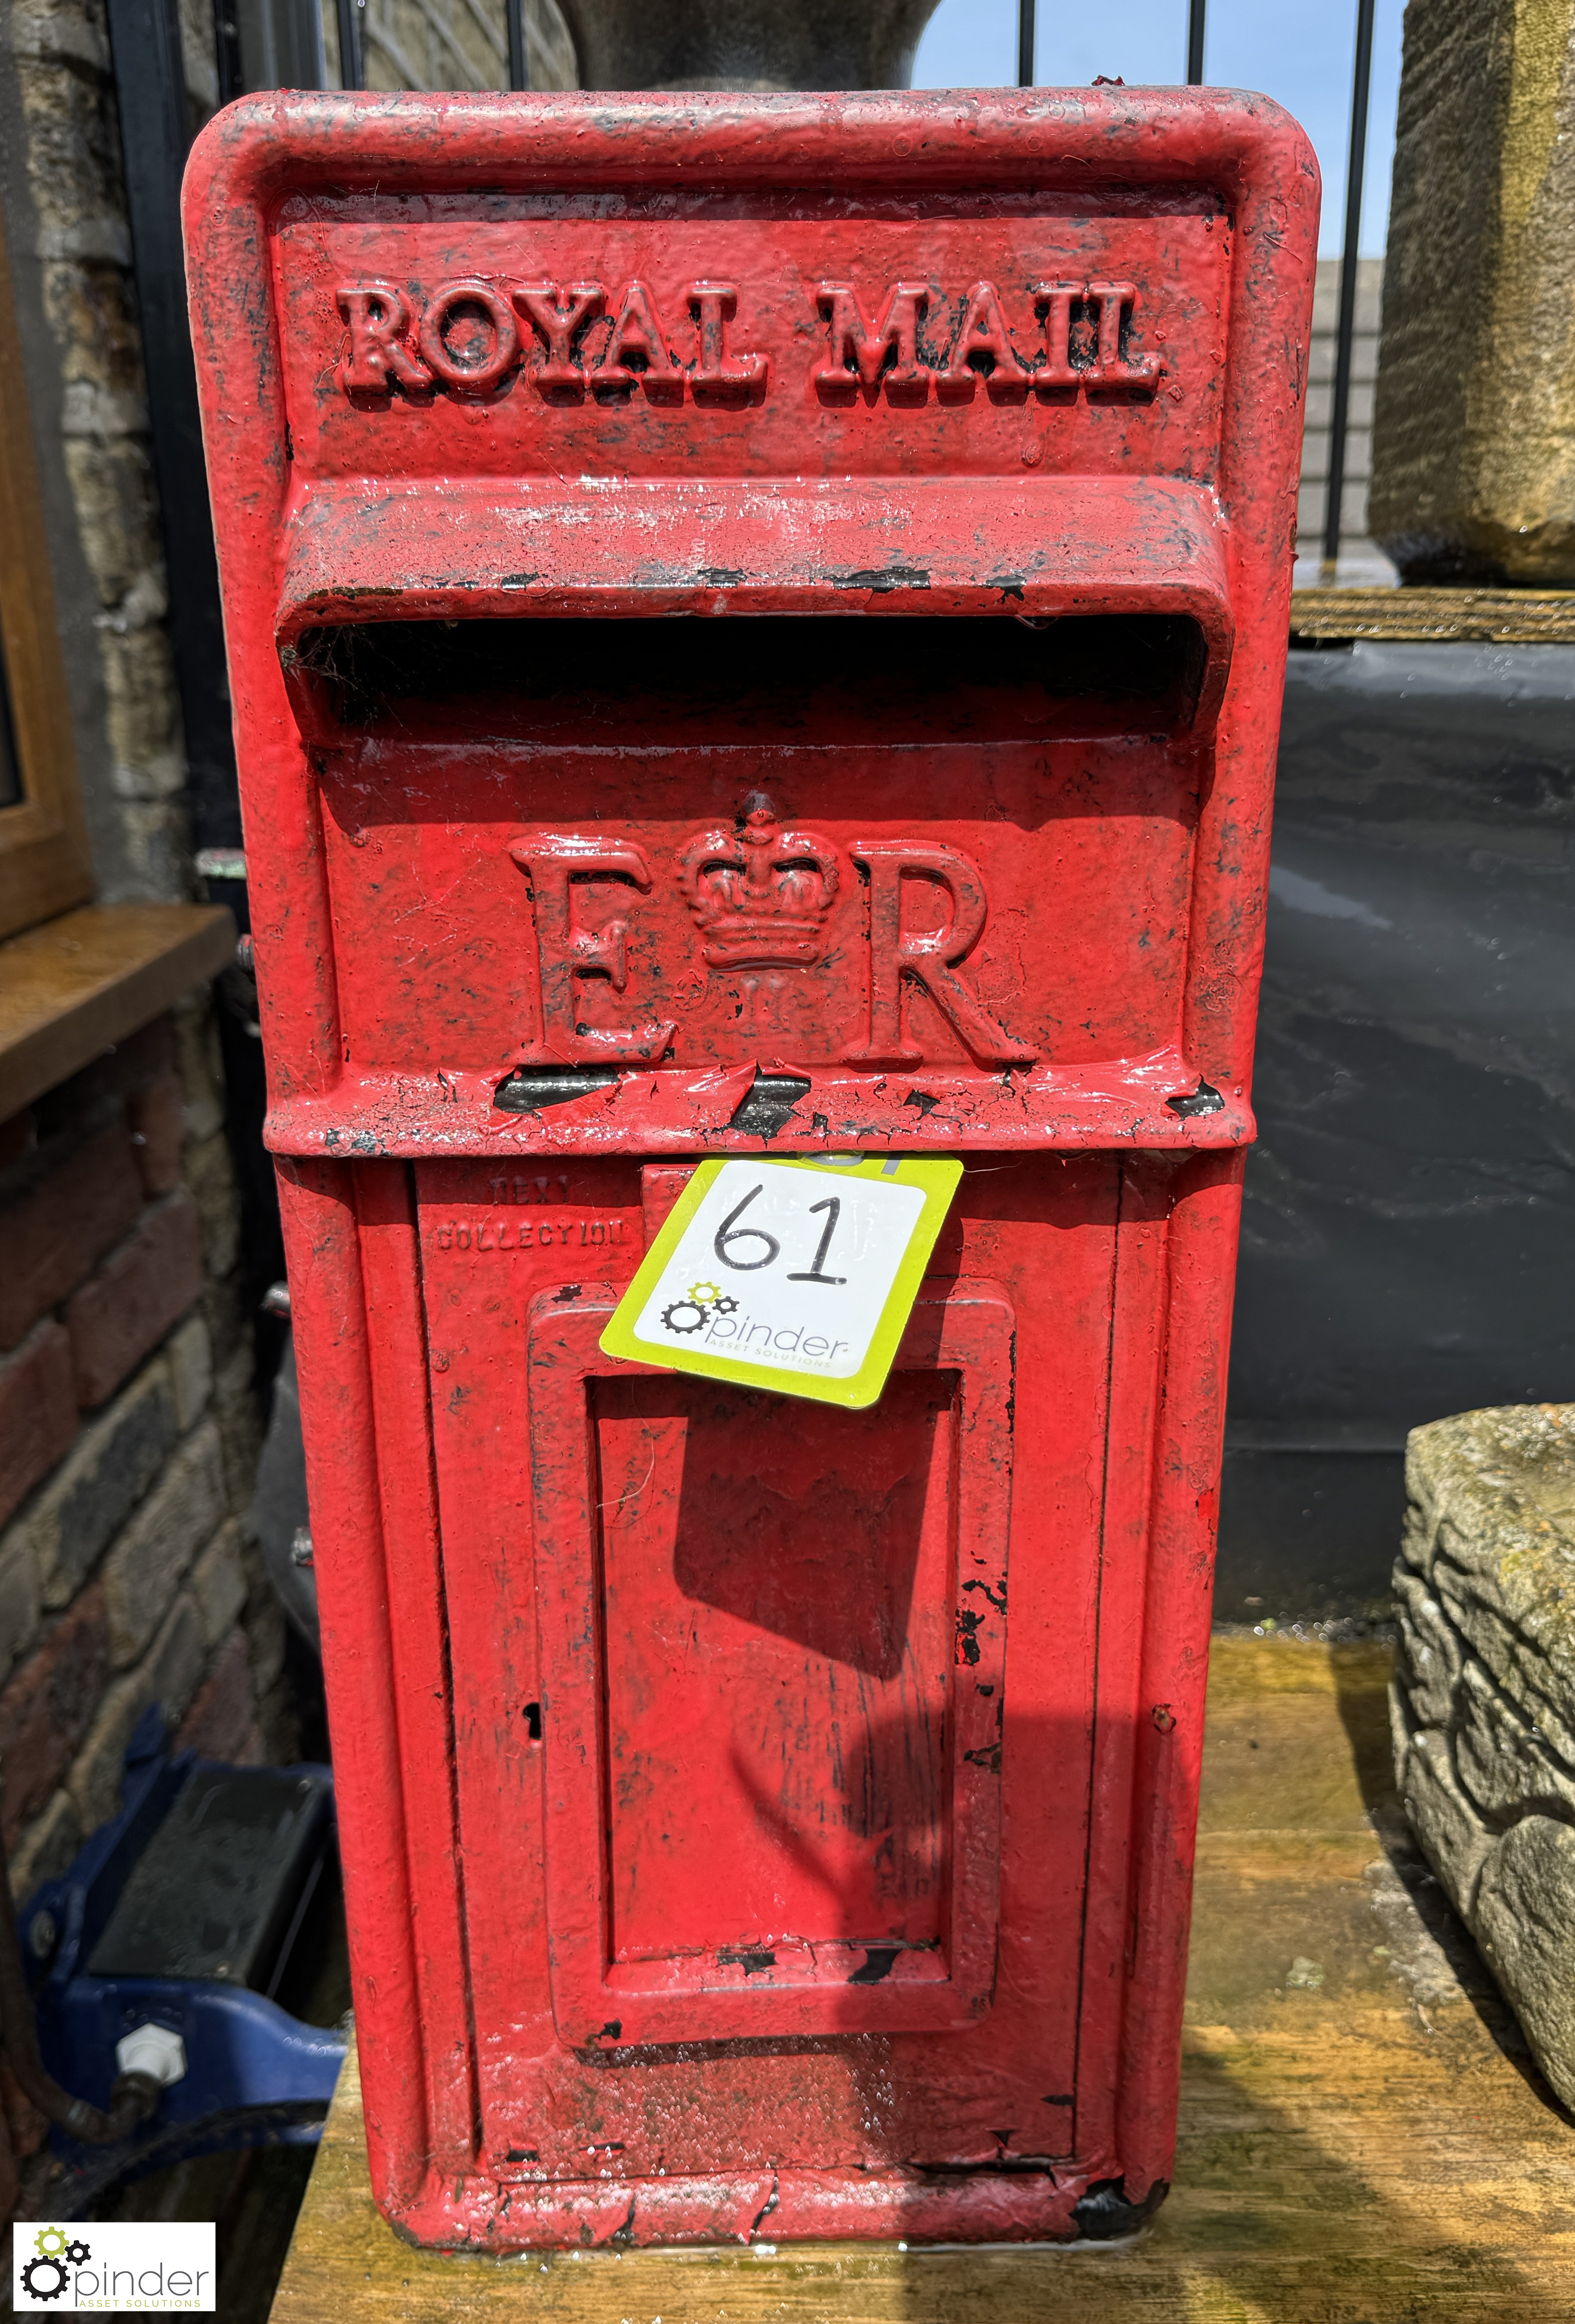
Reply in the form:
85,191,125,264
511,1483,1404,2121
600,1155,963,1409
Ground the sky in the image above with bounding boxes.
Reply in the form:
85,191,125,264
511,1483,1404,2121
911,0,1406,257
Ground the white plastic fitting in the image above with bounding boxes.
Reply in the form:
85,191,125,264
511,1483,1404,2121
114,2022,187,2087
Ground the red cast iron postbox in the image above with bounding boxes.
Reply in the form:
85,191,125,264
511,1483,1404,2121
184,88,1315,2248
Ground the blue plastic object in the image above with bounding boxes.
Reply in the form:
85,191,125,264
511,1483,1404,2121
21,1708,346,2189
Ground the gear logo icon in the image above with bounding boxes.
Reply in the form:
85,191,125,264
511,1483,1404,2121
20,2229,87,2303
660,1300,708,1336
686,1280,723,1307
712,1294,739,1316
20,2255,68,2302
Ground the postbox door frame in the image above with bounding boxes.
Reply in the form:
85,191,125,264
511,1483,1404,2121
525,1282,1015,2046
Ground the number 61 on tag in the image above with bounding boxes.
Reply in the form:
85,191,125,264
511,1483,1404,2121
599,1156,963,1408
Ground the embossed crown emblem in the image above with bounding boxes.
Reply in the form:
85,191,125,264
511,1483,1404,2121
678,800,842,971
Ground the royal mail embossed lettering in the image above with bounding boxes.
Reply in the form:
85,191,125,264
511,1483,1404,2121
814,280,931,400
337,275,766,406
332,273,1160,408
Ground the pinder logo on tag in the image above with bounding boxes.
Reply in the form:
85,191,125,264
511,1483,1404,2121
15,2222,216,2312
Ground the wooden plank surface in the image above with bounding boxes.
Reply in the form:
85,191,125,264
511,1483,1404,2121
1290,585,1575,643
0,902,235,1117
272,1639,1575,2321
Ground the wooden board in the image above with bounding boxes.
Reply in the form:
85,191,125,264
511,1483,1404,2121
271,1639,1575,2320
0,902,235,1118
1290,585,1575,644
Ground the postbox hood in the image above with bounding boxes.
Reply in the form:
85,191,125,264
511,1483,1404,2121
183,88,1316,1157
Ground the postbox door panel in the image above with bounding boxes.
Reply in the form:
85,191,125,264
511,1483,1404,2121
526,1286,1012,2046
415,1152,1129,2180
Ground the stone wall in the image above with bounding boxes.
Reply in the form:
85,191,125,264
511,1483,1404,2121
3,0,203,902
1391,1402,1575,2110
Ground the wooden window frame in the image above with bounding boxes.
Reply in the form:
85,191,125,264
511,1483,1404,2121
0,209,94,942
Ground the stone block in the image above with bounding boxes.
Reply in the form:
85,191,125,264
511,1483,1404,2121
26,1356,177,1608
126,1071,185,1196
171,998,226,1145
1392,1564,1461,1730
68,1593,205,1833
64,1189,204,1409
101,1420,223,1666
56,434,160,623
190,1519,246,1648
183,1130,238,1280
1394,1721,1493,1909
11,2,111,73
166,1311,213,1431
202,1271,247,1371
117,799,187,899
1392,1400,1575,2113
253,1669,302,1766
1371,0,1575,581
244,1592,287,1699
0,1588,109,1846
213,1341,261,1512
1400,1403,1575,1751
1474,1816,1575,2112
0,1323,77,1532
1454,1656,1575,1823
0,1118,143,1352
0,1538,42,1683
1436,1579,1575,1776
7,1789,82,1905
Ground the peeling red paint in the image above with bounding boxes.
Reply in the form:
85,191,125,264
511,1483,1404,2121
185,88,1315,2250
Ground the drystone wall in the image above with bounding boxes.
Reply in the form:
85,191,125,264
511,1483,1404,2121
1391,1402,1575,2109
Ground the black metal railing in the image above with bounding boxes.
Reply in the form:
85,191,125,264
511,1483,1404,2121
1323,0,1377,580
331,0,536,91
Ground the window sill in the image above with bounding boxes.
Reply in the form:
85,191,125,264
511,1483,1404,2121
0,902,237,1121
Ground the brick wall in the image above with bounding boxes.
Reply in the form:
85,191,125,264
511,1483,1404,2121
0,1006,294,1909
